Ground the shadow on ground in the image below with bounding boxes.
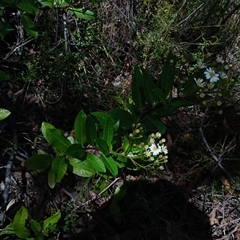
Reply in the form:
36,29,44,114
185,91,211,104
74,178,212,240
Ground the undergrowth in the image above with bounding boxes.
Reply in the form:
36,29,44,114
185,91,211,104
1,0,240,239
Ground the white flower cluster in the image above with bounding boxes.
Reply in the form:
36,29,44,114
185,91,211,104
194,63,228,90
126,124,168,170
144,132,168,169
193,59,231,113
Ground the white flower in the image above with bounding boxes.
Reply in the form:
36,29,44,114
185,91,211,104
194,78,206,88
145,151,151,157
196,62,207,69
149,143,161,156
219,72,228,80
207,82,215,89
127,152,134,157
160,139,166,143
149,138,155,144
159,166,164,170
161,146,168,155
155,132,161,138
204,67,219,83
216,56,224,63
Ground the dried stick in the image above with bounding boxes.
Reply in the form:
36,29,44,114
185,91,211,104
199,126,234,183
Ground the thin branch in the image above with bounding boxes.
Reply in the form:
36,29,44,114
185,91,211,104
199,127,234,183
177,1,209,27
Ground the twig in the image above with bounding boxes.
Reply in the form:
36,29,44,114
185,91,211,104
4,37,34,60
199,127,234,183
98,177,120,196
177,1,208,27
80,177,121,208
216,225,238,240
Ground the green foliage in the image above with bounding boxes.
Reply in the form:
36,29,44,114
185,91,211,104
12,206,30,239
41,122,71,154
4,49,235,237
0,22,14,37
0,69,11,81
0,206,61,239
109,184,128,223
0,0,95,38
1,1,240,238
68,8,95,20
22,51,220,189
136,0,240,75
0,108,11,121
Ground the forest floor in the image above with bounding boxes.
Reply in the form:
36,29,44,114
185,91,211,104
1,78,240,240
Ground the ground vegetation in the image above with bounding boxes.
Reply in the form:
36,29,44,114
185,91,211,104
1,0,240,239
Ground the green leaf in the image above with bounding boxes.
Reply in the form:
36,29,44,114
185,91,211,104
42,211,61,235
170,98,195,109
126,102,140,122
142,68,158,104
158,51,175,97
74,110,87,146
85,154,106,173
30,219,41,234
113,120,120,132
24,154,53,171
0,223,15,236
100,153,118,177
67,135,74,144
64,144,86,159
113,184,127,202
37,0,68,7
109,200,121,223
108,109,133,130
68,8,95,20
20,13,38,38
91,111,109,127
183,68,207,96
68,158,94,177
41,122,71,153
0,0,18,7
48,170,55,189
115,155,127,168
13,206,30,239
146,116,166,134
16,0,40,15
132,66,145,111
0,69,10,81
147,102,177,117
86,115,97,145
123,136,130,152
95,138,109,155
0,108,11,121
103,116,114,144
152,88,168,106
51,156,67,183
0,21,14,36
36,0,54,7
